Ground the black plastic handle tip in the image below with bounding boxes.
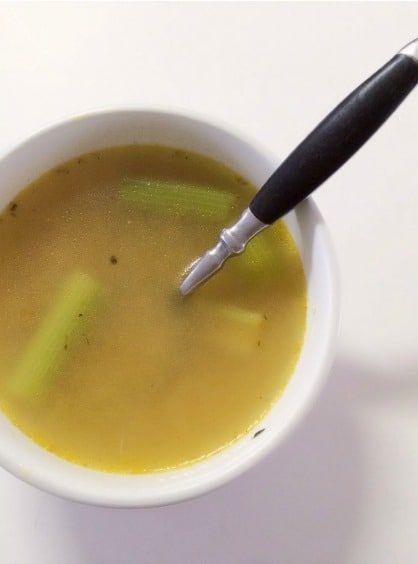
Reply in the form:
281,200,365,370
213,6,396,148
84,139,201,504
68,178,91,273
250,48,418,224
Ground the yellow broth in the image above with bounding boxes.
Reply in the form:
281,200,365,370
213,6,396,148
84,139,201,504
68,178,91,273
0,145,307,473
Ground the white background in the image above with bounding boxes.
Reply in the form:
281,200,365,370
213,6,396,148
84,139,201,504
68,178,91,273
0,2,417,563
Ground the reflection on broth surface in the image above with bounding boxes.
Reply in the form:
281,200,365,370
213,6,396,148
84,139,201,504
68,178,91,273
0,145,306,473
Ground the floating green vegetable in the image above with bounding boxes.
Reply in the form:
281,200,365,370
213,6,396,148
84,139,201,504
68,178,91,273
216,304,264,327
120,179,237,222
194,303,264,353
235,231,279,278
10,272,101,399
216,305,264,353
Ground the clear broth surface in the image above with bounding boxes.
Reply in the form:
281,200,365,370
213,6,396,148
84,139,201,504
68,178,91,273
0,145,306,473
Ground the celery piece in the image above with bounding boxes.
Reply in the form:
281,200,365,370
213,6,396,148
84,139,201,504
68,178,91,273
195,303,264,353
216,305,264,327
10,272,101,399
216,305,264,353
120,179,237,222
231,226,281,281
237,232,279,277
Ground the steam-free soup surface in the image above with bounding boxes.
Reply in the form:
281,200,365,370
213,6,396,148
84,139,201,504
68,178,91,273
0,146,306,473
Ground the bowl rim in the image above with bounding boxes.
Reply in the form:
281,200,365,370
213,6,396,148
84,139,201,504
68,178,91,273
0,106,340,507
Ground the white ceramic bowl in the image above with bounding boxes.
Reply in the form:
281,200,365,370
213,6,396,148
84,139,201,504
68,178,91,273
0,109,339,507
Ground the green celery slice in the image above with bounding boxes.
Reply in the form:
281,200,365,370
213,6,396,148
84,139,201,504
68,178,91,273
216,305,264,353
233,225,284,280
120,179,237,222
215,305,264,326
10,272,101,399
195,303,264,353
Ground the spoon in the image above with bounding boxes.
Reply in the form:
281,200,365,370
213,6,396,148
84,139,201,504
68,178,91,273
180,38,418,296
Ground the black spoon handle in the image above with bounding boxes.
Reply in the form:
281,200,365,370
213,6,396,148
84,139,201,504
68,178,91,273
250,39,418,225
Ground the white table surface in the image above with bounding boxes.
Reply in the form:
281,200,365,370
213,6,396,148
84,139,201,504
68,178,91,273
0,2,417,563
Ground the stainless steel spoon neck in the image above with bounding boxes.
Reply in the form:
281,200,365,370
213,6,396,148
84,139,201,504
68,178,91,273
178,208,268,295
220,208,268,255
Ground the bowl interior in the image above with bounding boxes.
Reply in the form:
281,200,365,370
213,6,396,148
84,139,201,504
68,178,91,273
0,110,339,506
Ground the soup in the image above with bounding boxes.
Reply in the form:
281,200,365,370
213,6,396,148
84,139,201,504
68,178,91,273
0,145,306,473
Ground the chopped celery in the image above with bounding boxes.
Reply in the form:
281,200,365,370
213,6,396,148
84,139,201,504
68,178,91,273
215,305,264,327
120,179,237,222
196,303,264,353
10,272,101,399
216,305,264,353
234,229,280,278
